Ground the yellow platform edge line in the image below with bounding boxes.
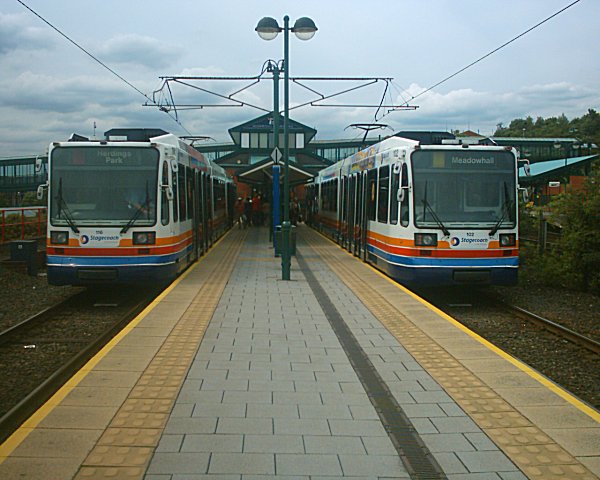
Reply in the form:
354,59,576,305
317,230,600,423
0,230,231,462
369,256,600,423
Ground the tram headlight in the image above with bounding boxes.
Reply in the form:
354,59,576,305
50,230,69,245
133,231,156,245
414,233,438,247
499,233,516,247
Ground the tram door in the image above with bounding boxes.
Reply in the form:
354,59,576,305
354,172,367,258
343,176,350,248
347,175,356,253
204,174,212,249
364,169,378,261
192,170,201,259
339,176,346,247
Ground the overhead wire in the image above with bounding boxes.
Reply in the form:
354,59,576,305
383,0,582,118
19,0,582,135
16,0,192,135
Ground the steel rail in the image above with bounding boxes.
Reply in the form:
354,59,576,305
0,292,87,347
507,304,600,355
0,292,155,444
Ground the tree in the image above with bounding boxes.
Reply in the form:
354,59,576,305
537,164,600,294
493,110,600,143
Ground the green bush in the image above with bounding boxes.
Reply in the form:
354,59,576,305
520,165,600,295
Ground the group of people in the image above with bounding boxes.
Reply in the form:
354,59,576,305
235,192,306,229
235,193,267,229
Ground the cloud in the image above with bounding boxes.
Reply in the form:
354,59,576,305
97,34,181,69
377,82,600,135
0,12,56,54
0,70,149,113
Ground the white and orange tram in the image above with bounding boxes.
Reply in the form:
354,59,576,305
310,135,522,286
41,131,234,285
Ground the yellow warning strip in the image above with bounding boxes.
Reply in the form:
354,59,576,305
319,229,600,423
0,231,230,462
368,266,600,422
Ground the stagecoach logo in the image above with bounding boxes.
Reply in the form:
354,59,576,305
79,233,120,246
450,236,489,249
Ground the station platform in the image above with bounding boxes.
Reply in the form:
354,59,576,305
0,225,598,480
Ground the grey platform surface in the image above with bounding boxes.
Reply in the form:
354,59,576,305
144,228,525,480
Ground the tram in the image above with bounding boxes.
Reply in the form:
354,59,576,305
40,131,234,285
309,135,521,286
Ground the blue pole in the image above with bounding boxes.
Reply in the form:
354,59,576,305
273,164,281,255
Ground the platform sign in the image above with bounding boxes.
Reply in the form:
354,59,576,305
271,147,282,164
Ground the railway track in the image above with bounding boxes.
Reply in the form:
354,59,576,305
413,286,600,410
504,303,600,355
0,286,160,443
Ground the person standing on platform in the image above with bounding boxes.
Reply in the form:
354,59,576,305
235,197,246,229
252,193,261,226
243,197,252,227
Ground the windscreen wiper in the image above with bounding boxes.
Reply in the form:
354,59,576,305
489,182,512,236
421,181,450,236
56,178,79,234
121,182,151,234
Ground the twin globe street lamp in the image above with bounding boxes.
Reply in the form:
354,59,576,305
255,16,317,281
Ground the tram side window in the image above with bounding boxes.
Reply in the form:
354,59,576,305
322,179,337,213
214,180,225,213
161,162,170,226
332,179,338,213
390,167,399,225
400,163,409,227
367,168,377,221
172,167,179,222
341,177,347,222
186,166,193,220
178,167,187,221
377,166,389,223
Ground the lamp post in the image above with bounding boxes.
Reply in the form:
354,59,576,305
256,15,317,280
266,60,281,249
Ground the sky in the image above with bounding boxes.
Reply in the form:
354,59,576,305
1,0,599,157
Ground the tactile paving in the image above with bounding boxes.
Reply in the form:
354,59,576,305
73,230,246,480
306,234,598,480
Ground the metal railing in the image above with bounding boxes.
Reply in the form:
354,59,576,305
0,207,47,244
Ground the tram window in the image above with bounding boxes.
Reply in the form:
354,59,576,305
333,179,338,213
186,166,193,220
161,162,170,225
323,180,335,212
400,163,409,227
178,167,187,221
341,177,347,222
377,166,389,223
367,168,377,221
172,167,179,222
390,169,399,225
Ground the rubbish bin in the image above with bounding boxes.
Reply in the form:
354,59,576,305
274,225,296,256
10,240,38,276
